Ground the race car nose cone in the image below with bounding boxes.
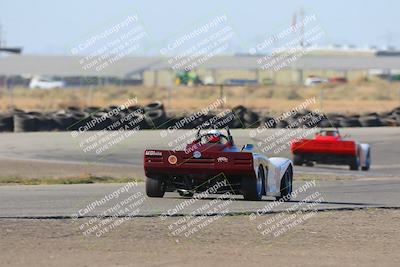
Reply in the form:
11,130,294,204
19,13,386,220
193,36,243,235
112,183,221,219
168,155,178,165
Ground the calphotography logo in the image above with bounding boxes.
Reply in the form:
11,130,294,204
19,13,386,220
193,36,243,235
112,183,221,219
70,14,148,73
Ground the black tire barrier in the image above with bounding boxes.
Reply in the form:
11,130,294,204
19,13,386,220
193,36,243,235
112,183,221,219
4,102,400,132
339,117,362,128
284,116,297,128
66,106,81,113
359,116,383,127
107,105,120,111
379,111,392,117
70,113,95,131
120,112,149,130
145,109,167,128
243,110,259,126
188,113,211,128
52,114,77,131
144,101,164,112
362,112,379,117
164,116,184,129
83,106,100,114
299,112,322,128
0,122,11,132
0,113,14,132
393,113,400,125
331,120,342,128
232,105,247,118
229,117,244,129
10,108,24,114
13,114,39,132
276,120,289,128
261,116,276,129
88,112,113,131
26,111,42,117
37,115,57,131
382,117,398,126
317,119,331,128
325,112,342,118
392,106,400,112
68,112,87,130
127,105,144,114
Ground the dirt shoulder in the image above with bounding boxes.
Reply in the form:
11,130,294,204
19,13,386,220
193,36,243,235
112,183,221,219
0,209,399,267
0,157,143,180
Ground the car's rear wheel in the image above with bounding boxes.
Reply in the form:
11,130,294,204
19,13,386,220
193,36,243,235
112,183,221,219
305,161,314,167
275,167,293,201
349,155,359,171
242,166,264,201
146,175,165,197
293,154,303,166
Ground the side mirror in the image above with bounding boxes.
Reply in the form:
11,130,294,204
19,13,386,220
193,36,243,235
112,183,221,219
242,144,254,151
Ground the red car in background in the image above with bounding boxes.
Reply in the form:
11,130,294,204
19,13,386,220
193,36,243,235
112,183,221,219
291,129,370,171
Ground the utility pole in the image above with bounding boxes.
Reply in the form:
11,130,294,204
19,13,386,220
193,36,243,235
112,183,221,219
0,23,22,111
0,23,22,54
319,87,324,111
300,8,305,48
7,76,14,109
219,84,224,109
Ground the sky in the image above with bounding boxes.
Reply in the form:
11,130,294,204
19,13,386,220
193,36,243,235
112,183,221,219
0,0,399,55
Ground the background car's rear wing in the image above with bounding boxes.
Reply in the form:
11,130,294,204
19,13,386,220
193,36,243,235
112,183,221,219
291,139,357,155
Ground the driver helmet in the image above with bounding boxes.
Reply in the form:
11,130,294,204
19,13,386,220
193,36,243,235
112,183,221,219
207,129,222,143
326,130,337,136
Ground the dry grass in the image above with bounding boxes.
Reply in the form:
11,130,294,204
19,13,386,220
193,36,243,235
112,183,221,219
1,79,399,113
0,173,143,186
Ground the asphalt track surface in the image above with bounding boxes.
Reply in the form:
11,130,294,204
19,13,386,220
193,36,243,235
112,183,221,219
0,179,399,218
0,127,399,176
0,127,399,218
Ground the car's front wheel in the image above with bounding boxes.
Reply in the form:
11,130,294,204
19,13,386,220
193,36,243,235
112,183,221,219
146,175,165,197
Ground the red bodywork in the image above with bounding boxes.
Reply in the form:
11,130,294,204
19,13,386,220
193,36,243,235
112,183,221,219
291,132,357,156
144,140,255,179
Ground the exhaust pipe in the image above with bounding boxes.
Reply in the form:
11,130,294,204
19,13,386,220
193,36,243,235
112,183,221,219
177,189,194,197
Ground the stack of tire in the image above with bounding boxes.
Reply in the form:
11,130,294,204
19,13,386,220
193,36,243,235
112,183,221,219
12,109,83,132
144,101,167,129
13,111,41,132
122,105,149,130
231,105,259,128
0,112,14,132
78,105,149,131
357,113,383,127
391,107,400,126
258,110,327,129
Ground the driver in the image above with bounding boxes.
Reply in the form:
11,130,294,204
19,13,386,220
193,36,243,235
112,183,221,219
325,131,338,137
206,129,222,144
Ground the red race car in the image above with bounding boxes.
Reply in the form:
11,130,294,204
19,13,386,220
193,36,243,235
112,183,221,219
290,129,371,171
144,128,294,201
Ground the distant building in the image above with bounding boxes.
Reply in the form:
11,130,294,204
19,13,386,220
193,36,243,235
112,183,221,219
1,50,400,87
